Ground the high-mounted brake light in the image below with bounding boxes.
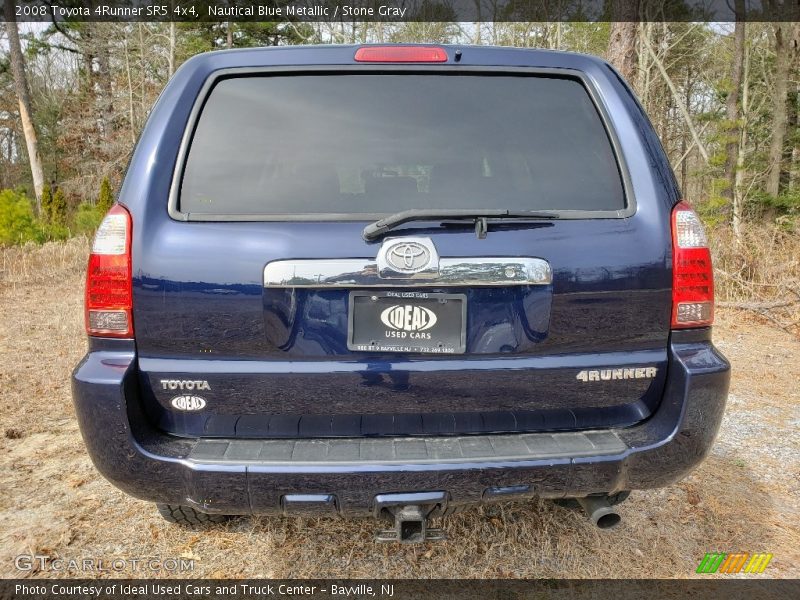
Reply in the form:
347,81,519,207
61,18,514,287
354,46,448,63
85,204,133,337
671,201,714,328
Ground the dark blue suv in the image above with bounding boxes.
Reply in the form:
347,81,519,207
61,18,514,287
72,44,730,542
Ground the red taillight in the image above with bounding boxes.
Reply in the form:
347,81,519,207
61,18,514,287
671,201,714,328
354,46,448,63
85,204,133,337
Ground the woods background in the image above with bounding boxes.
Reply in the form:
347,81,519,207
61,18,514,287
1,6,799,331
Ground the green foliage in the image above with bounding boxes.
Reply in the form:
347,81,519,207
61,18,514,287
40,184,53,221
766,189,800,214
39,222,70,242
0,188,92,245
0,190,45,246
0,189,71,245
697,186,731,227
51,188,67,227
72,202,105,236
748,189,800,230
97,177,114,213
708,151,729,169
176,21,312,59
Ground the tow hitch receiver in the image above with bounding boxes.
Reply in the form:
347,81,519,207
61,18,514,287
374,492,447,544
375,505,446,543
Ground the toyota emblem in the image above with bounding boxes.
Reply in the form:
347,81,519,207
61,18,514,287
386,241,431,272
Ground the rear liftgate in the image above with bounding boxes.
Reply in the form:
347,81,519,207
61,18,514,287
265,236,552,543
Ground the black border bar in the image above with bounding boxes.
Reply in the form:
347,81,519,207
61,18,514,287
3,579,800,600
3,0,800,23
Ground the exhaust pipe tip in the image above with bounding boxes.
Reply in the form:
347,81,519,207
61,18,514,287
593,509,622,530
577,496,622,529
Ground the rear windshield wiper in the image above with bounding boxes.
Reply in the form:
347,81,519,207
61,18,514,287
362,209,560,241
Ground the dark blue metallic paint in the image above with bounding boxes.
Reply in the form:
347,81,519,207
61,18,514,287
72,46,728,515
71,334,729,516
120,47,679,438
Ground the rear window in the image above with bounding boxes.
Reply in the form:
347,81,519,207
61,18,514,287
179,74,625,217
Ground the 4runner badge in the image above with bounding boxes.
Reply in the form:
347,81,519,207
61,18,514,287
576,367,658,382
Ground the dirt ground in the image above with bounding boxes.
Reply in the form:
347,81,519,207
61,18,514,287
1,239,798,579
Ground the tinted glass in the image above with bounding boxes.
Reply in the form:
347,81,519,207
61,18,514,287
181,74,625,216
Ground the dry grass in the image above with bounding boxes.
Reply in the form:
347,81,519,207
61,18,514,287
0,239,798,579
709,225,800,335
0,237,91,288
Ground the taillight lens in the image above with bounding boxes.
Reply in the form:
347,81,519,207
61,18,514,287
671,201,714,328
354,46,448,63
85,204,133,337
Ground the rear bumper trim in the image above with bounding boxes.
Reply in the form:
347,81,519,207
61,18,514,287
71,337,729,517
190,431,626,467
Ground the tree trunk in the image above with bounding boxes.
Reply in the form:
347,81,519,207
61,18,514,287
123,36,136,146
789,24,800,190
607,1,639,81
681,67,692,193
784,86,798,192
95,27,115,141
643,36,709,164
168,22,176,77
636,22,651,104
733,38,750,242
722,3,745,206
138,24,147,119
81,23,97,102
766,22,789,198
3,0,44,208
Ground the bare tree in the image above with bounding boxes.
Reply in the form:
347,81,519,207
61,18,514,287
607,0,638,81
785,23,800,191
123,35,136,146
765,22,789,198
95,25,115,143
642,33,709,164
722,1,745,221
733,34,751,240
3,0,45,207
168,22,176,77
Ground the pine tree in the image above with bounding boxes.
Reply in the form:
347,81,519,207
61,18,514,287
97,177,114,213
51,188,67,227
40,184,53,222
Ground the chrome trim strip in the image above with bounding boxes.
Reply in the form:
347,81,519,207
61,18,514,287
264,257,552,288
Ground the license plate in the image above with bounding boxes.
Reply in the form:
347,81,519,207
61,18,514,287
348,291,466,354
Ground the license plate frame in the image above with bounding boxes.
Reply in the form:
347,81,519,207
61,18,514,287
347,291,467,354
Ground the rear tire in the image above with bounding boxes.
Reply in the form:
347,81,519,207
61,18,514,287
553,491,631,510
156,504,231,526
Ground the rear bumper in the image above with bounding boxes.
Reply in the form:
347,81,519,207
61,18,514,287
71,333,729,517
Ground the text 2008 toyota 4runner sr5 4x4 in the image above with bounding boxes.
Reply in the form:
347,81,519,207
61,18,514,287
72,45,730,542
